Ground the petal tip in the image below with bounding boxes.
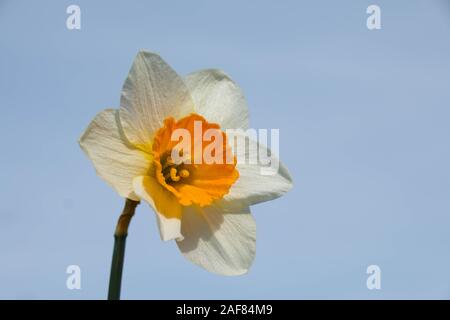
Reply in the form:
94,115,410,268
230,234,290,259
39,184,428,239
136,50,161,60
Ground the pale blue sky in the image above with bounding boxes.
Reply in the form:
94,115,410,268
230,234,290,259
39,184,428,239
1,0,450,299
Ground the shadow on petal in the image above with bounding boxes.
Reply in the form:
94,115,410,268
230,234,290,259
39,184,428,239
176,204,256,275
177,206,225,252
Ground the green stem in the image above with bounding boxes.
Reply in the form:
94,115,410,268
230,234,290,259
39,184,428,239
108,234,127,300
107,199,139,300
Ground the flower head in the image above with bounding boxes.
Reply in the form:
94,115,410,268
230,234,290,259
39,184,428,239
79,51,293,275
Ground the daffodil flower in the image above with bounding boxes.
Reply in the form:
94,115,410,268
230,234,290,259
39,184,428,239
79,51,293,281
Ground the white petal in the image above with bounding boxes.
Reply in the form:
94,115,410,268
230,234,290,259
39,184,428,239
79,109,150,200
177,203,256,276
184,69,249,130
224,133,293,207
133,176,183,241
120,51,195,146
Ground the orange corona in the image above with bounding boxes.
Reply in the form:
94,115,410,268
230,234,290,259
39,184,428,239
152,114,239,209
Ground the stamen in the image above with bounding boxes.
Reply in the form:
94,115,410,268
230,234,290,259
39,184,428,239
179,169,190,178
169,167,180,182
161,149,193,183
163,167,177,181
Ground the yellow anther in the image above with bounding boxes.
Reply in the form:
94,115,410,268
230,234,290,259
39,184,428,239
169,167,180,182
164,167,179,182
179,169,190,178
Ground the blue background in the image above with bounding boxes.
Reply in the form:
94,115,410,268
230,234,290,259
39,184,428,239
1,0,450,299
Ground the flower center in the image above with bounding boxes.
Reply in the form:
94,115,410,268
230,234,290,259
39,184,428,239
151,113,239,207
160,151,191,183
